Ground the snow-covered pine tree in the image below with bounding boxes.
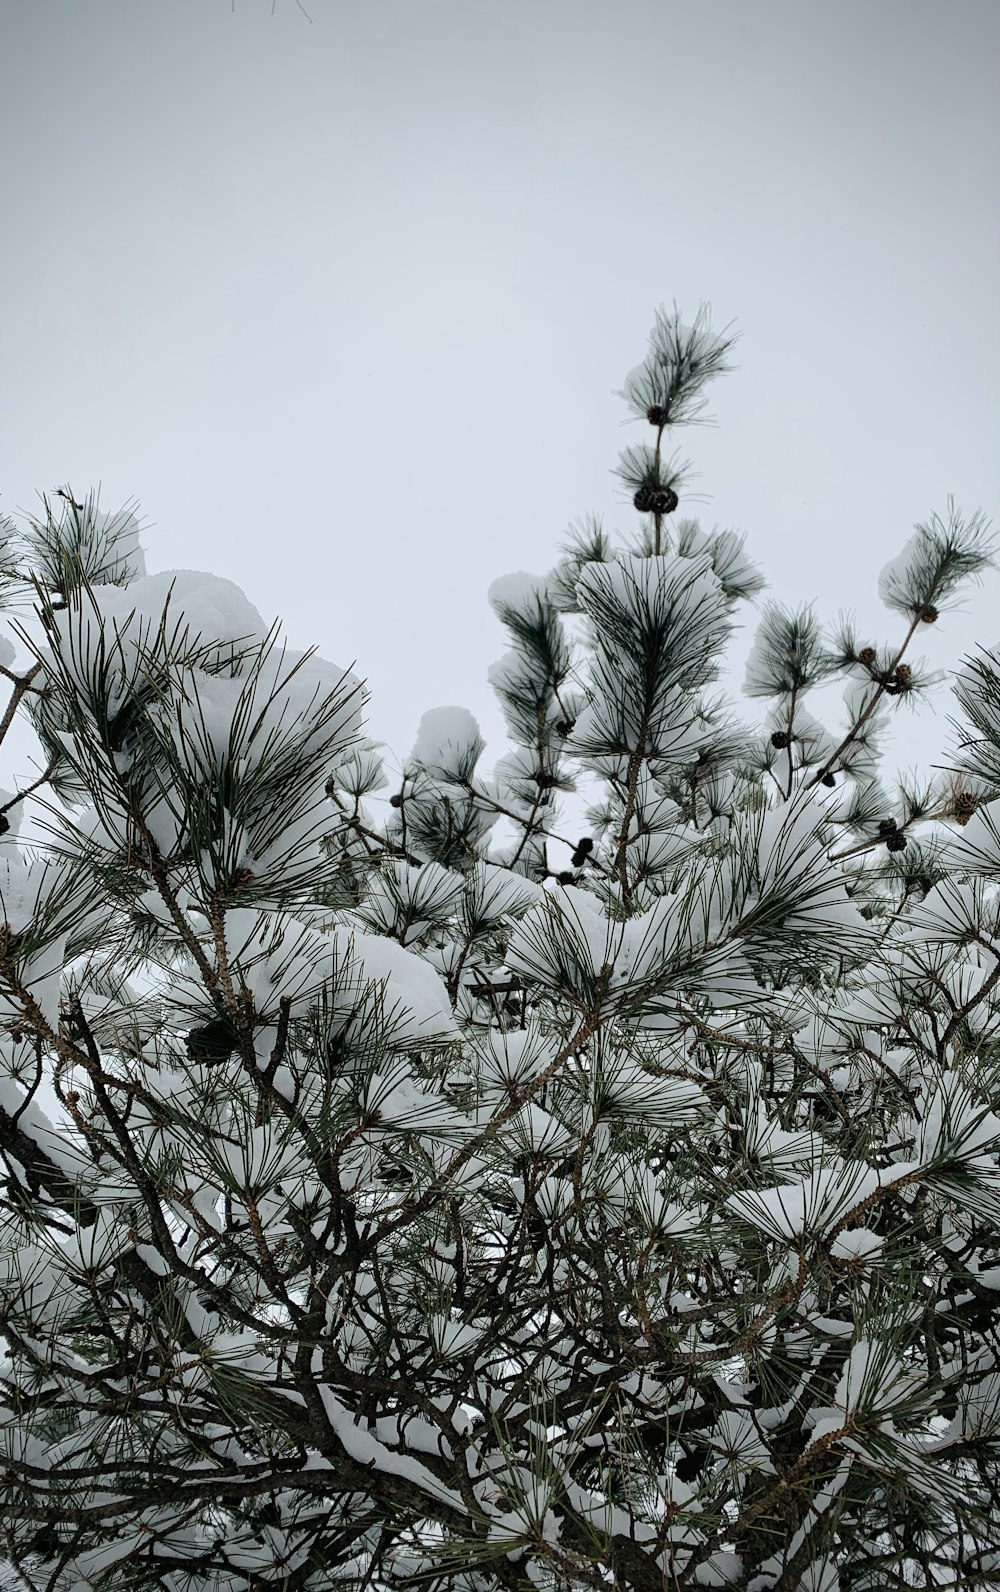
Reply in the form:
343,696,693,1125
1,311,999,1592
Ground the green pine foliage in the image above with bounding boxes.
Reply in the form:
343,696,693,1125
0,309,999,1592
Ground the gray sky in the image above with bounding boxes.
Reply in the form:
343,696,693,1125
2,0,998,795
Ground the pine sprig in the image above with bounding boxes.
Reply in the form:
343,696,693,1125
879,500,995,621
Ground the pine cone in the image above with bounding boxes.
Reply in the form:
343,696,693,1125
634,484,679,516
646,404,670,427
770,730,792,750
674,1448,708,1483
885,831,907,853
857,646,877,669
918,604,939,623
884,663,913,696
953,791,980,824
554,719,575,737
877,818,898,836
186,1017,242,1065
389,792,404,808
820,772,836,787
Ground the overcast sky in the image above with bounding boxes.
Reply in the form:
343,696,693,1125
1,0,998,798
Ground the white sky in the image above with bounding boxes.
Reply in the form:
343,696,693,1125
1,0,998,800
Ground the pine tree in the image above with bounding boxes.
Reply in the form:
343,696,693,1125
0,314,999,1592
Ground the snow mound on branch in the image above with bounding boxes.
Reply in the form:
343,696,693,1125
488,571,550,614
88,503,147,585
41,570,272,722
331,929,459,1044
463,863,543,925
163,913,459,1049
830,1227,883,1265
61,569,268,654
361,860,465,942
727,1158,922,1242
410,706,483,781
878,535,921,606
166,650,363,773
